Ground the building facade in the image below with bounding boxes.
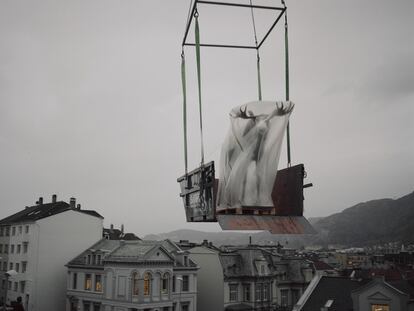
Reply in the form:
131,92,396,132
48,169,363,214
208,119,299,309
66,239,198,311
0,195,103,311
189,243,314,311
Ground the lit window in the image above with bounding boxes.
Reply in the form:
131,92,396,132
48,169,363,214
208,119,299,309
132,272,139,296
162,274,169,294
372,305,390,311
229,284,238,301
85,274,92,291
144,273,151,296
95,275,102,292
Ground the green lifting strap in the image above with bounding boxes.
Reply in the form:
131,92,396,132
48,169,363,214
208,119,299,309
256,52,262,101
194,9,205,166
283,0,292,167
181,51,188,175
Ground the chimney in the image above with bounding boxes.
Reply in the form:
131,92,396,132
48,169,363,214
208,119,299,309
52,194,57,203
76,204,81,210
249,236,252,245
110,224,114,230
37,197,43,205
121,224,124,234
70,197,76,209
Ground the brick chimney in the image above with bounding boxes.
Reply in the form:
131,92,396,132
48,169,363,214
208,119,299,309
52,194,57,203
37,197,43,205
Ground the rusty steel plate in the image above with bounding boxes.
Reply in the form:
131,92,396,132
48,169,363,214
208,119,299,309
216,215,316,234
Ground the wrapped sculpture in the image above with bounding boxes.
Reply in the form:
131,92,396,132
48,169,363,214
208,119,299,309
217,101,294,211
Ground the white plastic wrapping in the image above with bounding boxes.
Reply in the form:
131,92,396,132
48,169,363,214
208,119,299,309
217,101,294,209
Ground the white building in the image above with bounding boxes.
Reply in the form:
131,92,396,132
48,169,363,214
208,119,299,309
0,195,103,311
66,239,198,311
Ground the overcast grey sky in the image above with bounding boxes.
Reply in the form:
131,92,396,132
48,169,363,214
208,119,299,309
0,0,413,236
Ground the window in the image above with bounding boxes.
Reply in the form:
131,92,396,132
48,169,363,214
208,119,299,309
6,227,10,236
9,262,13,270
15,263,19,273
22,262,27,273
10,245,14,254
87,255,91,265
13,282,18,291
84,274,92,290
182,275,189,292
181,304,189,311
229,284,238,301
184,256,188,266
25,226,29,234
243,284,251,301
23,242,28,253
260,265,265,274
92,255,96,265
4,244,8,254
0,227,3,236
3,262,7,271
371,305,390,311
12,227,16,236
281,289,289,307
73,273,78,289
132,272,139,296
0,244,2,253
144,273,151,296
95,275,102,292
97,255,101,265
263,283,269,301
255,283,263,301
173,276,176,292
20,281,25,293
162,274,169,294
93,304,100,311
291,289,300,305
17,244,21,254
18,226,22,234
83,302,91,311
7,281,11,290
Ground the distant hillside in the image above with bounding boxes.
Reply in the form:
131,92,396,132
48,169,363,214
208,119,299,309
312,191,414,246
145,191,414,248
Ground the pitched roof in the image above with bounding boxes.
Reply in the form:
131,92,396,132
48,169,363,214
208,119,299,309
67,239,121,266
312,260,335,271
0,201,103,224
297,276,369,311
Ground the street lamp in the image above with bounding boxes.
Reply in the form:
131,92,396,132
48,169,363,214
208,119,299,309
3,270,17,311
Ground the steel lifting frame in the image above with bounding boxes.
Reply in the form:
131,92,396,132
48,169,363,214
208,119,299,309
182,0,286,50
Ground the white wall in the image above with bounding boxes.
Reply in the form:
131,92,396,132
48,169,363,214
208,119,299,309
34,210,102,311
189,247,224,311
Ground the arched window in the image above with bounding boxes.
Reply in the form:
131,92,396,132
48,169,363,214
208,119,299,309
161,273,169,294
132,272,139,296
144,273,151,296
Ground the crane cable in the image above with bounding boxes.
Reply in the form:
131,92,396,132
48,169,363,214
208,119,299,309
249,0,262,101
